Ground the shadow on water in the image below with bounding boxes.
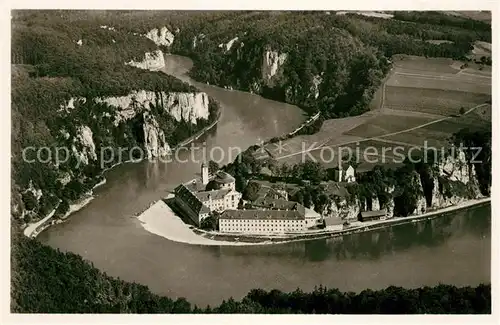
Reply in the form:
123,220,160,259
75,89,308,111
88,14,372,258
214,205,491,262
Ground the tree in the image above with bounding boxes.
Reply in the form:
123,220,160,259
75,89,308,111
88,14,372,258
208,160,219,175
243,181,261,201
200,213,218,230
21,191,38,211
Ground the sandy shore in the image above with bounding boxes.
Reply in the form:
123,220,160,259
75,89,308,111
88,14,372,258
137,201,264,246
23,206,58,238
137,197,490,246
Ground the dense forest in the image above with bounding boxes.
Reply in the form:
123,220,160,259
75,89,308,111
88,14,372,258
11,233,490,313
170,11,491,117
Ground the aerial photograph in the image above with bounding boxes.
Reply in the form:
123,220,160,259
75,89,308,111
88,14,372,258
9,9,493,316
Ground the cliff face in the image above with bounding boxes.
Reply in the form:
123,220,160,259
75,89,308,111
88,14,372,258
321,197,360,221
430,149,482,208
143,112,171,159
319,149,484,221
261,49,288,84
126,49,165,71
72,126,97,166
16,85,211,223
17,86,211,226
95,90,210,125
145,27,175,47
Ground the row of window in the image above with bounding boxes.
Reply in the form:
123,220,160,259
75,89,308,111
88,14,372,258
221,227,304,233
220,220,304,225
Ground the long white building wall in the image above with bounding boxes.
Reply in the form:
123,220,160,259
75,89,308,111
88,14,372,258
219,218,306,234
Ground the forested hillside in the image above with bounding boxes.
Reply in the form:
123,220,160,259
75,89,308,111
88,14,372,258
11,232,490,313
170,11,491,117
11,10,219,225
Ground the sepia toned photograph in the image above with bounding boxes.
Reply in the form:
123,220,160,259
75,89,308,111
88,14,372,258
7,6,495,319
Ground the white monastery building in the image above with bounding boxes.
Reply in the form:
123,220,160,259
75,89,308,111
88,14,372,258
218,198,314,234
174,162,242,226
219,209,307,234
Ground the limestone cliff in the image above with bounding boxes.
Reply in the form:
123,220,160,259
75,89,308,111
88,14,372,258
145,27,175,47
143,112,171,159
413,172,428,215
95,90,210,125
261,49,288,82
126,50,165,71
321,197,361,221
314,149,484,221
72,125,97,166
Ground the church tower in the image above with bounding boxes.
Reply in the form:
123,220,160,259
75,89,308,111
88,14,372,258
201,161,209,185
337,159,343,182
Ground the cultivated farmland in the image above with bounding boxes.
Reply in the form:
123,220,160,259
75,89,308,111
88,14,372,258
384,87,490,116
271,55,491,170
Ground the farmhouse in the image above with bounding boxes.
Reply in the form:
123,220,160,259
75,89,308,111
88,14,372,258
359,209,387,222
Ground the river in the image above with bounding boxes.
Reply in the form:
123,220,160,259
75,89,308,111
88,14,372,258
38,54,491,307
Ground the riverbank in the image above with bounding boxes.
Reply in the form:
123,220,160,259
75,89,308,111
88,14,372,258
136,197,490,246
137,200,264,246
24,109,221,239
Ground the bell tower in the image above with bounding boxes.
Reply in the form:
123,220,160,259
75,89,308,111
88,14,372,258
201,161,209,185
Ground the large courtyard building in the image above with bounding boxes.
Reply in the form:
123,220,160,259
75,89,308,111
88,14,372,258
219,197,320,234
174,163,242,226
219,209,307,234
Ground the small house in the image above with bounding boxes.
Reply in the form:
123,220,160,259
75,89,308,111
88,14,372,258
359,209,387,222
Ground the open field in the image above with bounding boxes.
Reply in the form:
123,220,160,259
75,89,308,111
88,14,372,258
379,110,491,148
384,86,490,116
345,113,436,138
272,55,491,168
387,72,491,94
392,55,458,74
444,11,491,22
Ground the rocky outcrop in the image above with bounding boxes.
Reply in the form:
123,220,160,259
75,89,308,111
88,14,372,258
372,196,380,211
310,75,323,99
439,149,470,183
126,50,165,71
430,148,482,209
96,90,210,125
262,49,287,81
192,33,205,49
143,112,171,159
72,126,97,166
166,92,210,124
219,36,239,52
145,27,175,47
321,197,360,221
413,173,427,215
59,97,86,113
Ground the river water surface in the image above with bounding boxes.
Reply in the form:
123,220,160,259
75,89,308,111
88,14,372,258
38,55,491,307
